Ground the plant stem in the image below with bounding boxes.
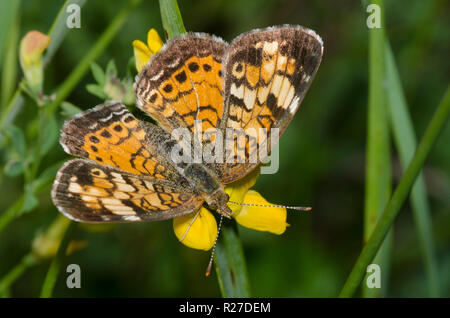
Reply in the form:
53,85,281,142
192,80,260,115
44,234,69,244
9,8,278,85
40,221,75,298
0,0,20,109
159,0,186,39
48,0,142,113
214,220,251,297
0,253,36,295
363,0,391,297
0,196,24,234
43,0,87,66
339,87,450,298
385,42,439,297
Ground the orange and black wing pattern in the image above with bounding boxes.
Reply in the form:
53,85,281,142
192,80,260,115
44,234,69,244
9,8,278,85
52,159,203,222
219,26,323,183
134,33,227,135
60,102,182,182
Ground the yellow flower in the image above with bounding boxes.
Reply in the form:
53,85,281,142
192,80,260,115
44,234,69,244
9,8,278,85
173,207,218,251
132,29,163,72
173,167,288,250
132,28,288,251
232,190,288,235
225,167,288,235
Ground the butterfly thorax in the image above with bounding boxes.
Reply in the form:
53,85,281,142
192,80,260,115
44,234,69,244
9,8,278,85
184,163,232,217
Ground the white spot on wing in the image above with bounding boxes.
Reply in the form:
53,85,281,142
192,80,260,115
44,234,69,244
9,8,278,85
288,96,300,114
230,83,244,99
123,215,141,221
243,89,256,110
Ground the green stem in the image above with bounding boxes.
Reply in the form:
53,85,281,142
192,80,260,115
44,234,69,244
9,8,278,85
0,196,24,234
385,42,439,297
0,160,63,235
214,221,251,297
0,0,20,109
0,253,37,295
339,87,450,298
0,83,24,129
47,0,142,113
363,0,391,297
40,221,75,298
159,0,186,39
43,0,87,66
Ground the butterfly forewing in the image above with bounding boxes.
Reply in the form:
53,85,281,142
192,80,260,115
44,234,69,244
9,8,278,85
135,33,228,136
219,25,323,183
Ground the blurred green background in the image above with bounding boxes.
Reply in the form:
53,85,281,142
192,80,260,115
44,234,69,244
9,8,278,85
0,0,449,297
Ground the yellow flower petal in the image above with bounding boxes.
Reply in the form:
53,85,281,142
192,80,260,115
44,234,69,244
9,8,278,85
132,39,152,73
225,167,260,214
173,207,217,250
233,190,288,235
147,28,164,54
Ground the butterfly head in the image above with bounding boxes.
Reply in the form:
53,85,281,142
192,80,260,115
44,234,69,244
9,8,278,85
205,189,233,218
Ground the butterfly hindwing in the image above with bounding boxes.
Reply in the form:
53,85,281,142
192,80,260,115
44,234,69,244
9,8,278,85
52,159,204,222
219,25,323,183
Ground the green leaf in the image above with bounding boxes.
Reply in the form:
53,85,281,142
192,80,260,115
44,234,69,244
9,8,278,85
105,59,117,78
3,124,26,158
86,84,106,99
4,158,24,177
90,62,105,86
33,160,65,192
121,77,135,105
22,190,38,213
60,101,82,117
126,56,136,78
39,111,58,156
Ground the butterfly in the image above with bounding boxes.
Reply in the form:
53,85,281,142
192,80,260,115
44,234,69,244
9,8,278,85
51,25,323,223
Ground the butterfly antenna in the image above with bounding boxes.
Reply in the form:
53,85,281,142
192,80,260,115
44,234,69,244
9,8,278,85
228,201,311,211
205,214,224,277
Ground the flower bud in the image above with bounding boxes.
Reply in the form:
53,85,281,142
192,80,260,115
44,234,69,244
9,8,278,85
19,31,50,94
